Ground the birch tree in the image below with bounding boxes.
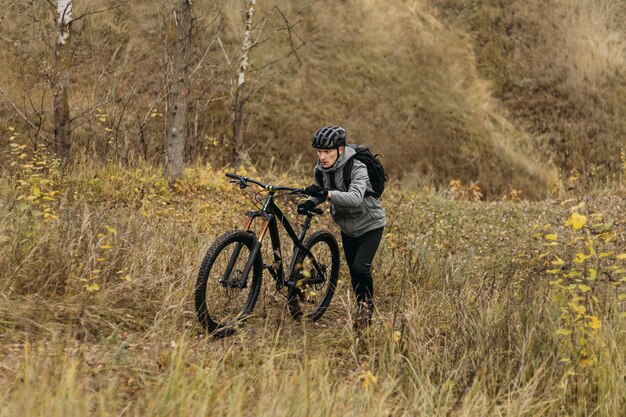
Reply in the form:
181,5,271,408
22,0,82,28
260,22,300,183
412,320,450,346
166,0,193,181
54,0,72,165
231,0,256,167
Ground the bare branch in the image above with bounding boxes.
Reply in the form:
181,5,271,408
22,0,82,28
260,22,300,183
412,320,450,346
189,33,220,79
274,6,303,65
217,36,233,66
250,42,305,73
71,2,126,24
0,84,49,141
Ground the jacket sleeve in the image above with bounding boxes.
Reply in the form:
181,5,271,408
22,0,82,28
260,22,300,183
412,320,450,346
328,161,367,208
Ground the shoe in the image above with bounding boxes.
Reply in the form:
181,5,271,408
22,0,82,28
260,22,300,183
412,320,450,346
353,300,373,330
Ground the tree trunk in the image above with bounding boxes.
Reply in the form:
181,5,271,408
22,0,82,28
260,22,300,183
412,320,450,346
231,0,256,168
165,0,193,181
53,0,72,165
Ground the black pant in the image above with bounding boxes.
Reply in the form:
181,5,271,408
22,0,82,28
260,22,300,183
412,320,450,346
341,227,384,304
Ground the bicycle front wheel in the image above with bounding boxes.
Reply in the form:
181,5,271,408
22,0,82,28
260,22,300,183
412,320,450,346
195,230,263,336
288,231,340,321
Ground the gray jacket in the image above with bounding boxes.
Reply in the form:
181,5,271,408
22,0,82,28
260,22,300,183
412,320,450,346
309,146,386,237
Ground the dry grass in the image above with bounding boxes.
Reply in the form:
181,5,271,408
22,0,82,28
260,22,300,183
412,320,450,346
0,162,624,416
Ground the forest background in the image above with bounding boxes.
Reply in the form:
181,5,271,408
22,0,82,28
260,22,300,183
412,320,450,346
0,0,625,416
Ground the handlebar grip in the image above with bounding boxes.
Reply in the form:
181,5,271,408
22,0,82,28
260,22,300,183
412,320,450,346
311,207,324,215
225,173,240,180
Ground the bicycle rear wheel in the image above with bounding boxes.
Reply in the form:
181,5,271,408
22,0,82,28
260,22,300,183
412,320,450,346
288,231,340,321
195,230,263,336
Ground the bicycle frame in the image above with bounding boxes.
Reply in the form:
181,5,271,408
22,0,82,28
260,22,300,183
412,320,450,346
222,175,326,291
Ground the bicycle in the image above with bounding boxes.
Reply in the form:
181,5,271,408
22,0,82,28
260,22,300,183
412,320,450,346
194,173,340,337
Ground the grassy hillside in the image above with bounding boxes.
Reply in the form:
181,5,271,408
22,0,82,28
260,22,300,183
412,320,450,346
10,0,626,198
0,156,624,415
432,0,626,176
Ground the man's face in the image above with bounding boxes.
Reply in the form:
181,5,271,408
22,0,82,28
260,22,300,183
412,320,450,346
317,147,343,168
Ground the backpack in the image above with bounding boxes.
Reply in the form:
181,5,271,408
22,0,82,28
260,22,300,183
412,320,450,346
315,144,386,198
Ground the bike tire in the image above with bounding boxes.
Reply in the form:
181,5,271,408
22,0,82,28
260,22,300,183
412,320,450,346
288,231,340,321
195,230,263,336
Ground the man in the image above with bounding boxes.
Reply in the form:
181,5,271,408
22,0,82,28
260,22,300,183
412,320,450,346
298,125,386,328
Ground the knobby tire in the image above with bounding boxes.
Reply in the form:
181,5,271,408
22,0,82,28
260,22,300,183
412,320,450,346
288,231,340,321
195,230,263,336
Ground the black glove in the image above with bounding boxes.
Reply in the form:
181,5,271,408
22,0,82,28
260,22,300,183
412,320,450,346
297,200,316,215
304,184,328,198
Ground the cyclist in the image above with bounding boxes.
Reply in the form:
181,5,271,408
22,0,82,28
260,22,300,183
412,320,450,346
298,125,386,328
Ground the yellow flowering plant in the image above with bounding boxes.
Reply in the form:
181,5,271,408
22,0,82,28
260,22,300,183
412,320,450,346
537,201,625,375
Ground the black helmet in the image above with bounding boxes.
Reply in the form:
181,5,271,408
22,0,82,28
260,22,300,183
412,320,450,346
312,126,346,149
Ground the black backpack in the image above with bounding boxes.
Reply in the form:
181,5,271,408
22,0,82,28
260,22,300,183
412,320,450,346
315,144,386,198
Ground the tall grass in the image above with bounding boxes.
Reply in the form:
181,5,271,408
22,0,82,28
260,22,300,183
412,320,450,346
1,162,624,416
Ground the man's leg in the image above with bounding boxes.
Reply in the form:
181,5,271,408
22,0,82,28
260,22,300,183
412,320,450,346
349,227,384,303
342,227,384,326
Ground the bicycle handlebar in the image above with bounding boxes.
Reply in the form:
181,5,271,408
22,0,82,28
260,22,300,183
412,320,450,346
225,173,304,192
226,173,324,215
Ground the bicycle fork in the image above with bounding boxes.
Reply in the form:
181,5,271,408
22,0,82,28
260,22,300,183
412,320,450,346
220,214,271,289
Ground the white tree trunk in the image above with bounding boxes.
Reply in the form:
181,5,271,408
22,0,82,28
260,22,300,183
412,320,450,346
53,0,73,164
231,0,255,167
166,0,193,181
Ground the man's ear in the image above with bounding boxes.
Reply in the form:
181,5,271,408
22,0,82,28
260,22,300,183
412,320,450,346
338,146,345,155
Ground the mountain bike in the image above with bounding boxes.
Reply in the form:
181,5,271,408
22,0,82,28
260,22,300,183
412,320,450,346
194,173,340,337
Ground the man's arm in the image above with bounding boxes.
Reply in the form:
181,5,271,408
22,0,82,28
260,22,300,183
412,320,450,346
327,162,367,208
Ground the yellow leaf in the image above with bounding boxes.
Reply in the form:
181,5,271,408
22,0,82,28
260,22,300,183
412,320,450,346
566,212,587,231
547,268,561,274
85,283,100,292
599,252,613,258
104,225,118,235
578,284,592,293
100,244,113,250
588,316,602,330
587,269,597,280
617,294,626,301
573,253,589,264
359,371,377,389
568,301,586,315
556,328,572,336
551,256,565,266
32,187,41,198
617,253,626,260
587,239,596,256
545,234,558,241
579,357,596,368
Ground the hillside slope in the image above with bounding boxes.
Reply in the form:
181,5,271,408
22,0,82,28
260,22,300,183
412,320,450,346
1,0,625,197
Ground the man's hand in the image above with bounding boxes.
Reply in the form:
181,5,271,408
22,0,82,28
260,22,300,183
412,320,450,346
304,184,329,199
297,200,316,215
